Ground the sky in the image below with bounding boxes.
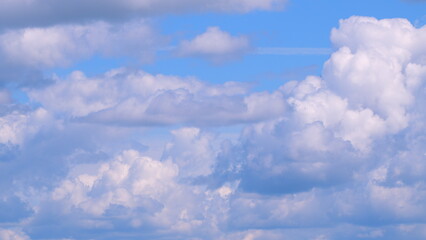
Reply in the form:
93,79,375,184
1,0,426,239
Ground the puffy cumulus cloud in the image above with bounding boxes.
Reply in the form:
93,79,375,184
0,0,286,29
25,149,237,239
176,27,251,63
286,76,387,152
0,20,162,69
325,17,426,132
50,150,179,216
28,68,286,126
162,128,217,178
0,107,50,146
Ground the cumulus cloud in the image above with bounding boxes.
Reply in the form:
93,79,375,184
0,0,287,29
162,128,217,178
0,20,162,69
0,107,50,145
325,17,426,132
0,20,164,87
28,68,286,126
51,150,179,216
176,27,251,63
25,149,237,239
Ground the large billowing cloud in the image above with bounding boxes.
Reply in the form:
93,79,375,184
209,16,426,237
1,16,426,240
0,0,287,29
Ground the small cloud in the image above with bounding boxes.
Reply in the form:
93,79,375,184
176,27,250,63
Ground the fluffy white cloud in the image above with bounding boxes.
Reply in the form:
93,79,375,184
176,27,250,62
33,149,237,239
0,107,50,145
0,0,287,29
0,20,162,68
162,128,216,178
325,17,426,133
286,76,387,151
28,68,286,126
51,150,179,216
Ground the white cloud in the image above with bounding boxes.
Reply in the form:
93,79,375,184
177,27,250,62
325,17,426,133
0,20,162,68
285,76,387,151
51,150,179,216
38,149,237,238
162,128,216,178
28,68,286,126
0,108,50,145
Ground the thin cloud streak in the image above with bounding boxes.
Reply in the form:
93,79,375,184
255,47,333,55
160,46,333,55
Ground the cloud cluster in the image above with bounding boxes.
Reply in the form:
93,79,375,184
1,15,426,240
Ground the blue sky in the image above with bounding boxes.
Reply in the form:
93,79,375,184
1,0,426,240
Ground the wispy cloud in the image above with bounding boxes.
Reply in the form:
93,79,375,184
255,47,333,55
160,46,333,57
